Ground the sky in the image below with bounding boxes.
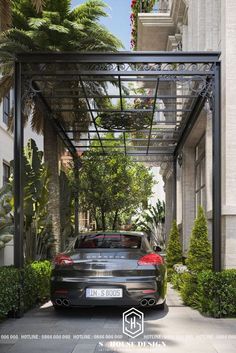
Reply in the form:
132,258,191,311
71,0,131,50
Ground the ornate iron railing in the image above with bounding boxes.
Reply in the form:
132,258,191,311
140,0,171,14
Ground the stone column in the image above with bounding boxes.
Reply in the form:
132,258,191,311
182,145,195,255
162,165,174,240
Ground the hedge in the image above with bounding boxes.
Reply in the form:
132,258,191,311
0,266,21,318
0,260,52,318
197,270,236,318
171,269,236,318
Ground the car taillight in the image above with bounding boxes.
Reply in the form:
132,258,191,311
138,253,164,265
54,254,74,266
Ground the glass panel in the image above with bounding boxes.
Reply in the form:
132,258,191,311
196,164,200,190
198,137,205,158
201,157,206,188
3,93,10,125
195,191,200,215
201,187,206,210
3,162,10,185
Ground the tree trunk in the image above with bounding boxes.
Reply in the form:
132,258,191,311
43,117,61,254
112,210,119,230
0,0,11,31
101,210,106,231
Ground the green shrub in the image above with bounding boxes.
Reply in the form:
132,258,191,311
0,260,52,318
31,260,52,300
186,206,212,273
197,270,236,317
23,264,39,310
179,272,199,308
0,267,20,317
23,261,52,310
166,220,182,280
171,272,183,290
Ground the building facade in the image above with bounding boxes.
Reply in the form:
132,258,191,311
136,0,236,268
0,94,43,189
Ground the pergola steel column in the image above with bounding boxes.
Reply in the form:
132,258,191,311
74,159,79,237
14,62,24,269
212,62,221,272
172,157,177,220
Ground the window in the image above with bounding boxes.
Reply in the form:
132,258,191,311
3,92,10,125
3,162,10,185
75,234,142,249
195,135,206,214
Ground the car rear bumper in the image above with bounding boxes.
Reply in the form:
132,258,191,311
50,276,166,307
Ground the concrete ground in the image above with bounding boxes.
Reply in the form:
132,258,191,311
1,285,236,353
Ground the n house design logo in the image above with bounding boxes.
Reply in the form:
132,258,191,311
122,308,144,338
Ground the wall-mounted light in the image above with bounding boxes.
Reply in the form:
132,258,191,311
177,152,183,167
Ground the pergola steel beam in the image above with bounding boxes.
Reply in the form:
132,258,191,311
42,94,199,99
78,76,105,153
17,51,220,63
51,108,190,113
24,71,215,77
147,79,159,154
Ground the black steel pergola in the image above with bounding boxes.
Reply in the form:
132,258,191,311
14,51,221,271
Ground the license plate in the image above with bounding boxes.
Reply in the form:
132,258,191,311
86,288,123,298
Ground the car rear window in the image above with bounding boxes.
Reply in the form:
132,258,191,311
75,234,142,249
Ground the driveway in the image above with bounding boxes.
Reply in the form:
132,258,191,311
0,285,236,353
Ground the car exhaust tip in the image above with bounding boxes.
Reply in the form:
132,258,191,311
62,299,70,307
140,299,148,307
148,298,156,306
55,299,62,306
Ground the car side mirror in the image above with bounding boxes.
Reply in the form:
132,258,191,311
153,245,162,252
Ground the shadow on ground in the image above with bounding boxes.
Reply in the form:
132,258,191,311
40,301,169,321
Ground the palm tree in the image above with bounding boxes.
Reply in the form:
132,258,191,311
0,0,123,253
0,1,45,30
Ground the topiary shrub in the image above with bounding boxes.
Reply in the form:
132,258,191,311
186,206,212,273
166,220,182,280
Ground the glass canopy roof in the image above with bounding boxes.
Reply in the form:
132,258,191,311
18,51,219,163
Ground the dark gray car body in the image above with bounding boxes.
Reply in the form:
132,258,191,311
50,231,167,309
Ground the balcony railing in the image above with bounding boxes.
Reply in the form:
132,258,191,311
140,0,172,14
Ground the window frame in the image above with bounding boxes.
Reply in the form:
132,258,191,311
2,161,11,186
3,92,10,125
195,134,206,214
